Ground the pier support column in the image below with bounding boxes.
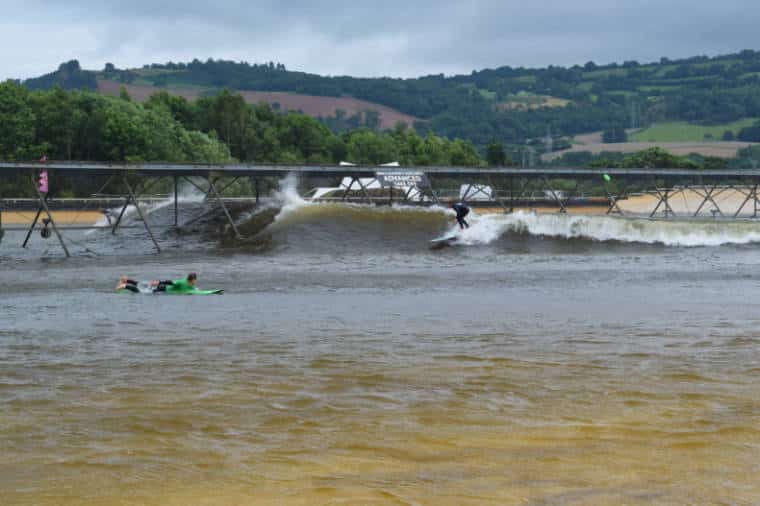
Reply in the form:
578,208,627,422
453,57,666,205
111,177,160,235
488,174,510,214
174,176,179,227
604,182,625,215
206,177,242,239
255,178,260,206
176,177,218,230
341,177,356,201
355,177,373,204
542,177,567,213
401,186,412,203
651,187,676,218
734,184,760,218
460,183,473,205
123,176,160,253
203,177,219,201
22,195,46,248
511,178,531,212
424,175,442,206
693,185,723,217
213,177,241,197
22,178,70,257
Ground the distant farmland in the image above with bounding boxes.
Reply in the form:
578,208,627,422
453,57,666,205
631,119,758,142
544,137,756,162
97,80,418,130
497,94,571,111
542,123,759,161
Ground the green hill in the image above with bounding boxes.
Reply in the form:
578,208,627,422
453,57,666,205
631,119,758,142
19,49,760,148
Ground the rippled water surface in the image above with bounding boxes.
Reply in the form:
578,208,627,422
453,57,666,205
2,205,760,505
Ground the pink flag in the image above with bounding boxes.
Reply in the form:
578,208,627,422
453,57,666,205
39,169,49,193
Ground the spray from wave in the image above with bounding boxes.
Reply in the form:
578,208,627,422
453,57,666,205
272,173,309,220
90,178,210,232
269,174,450,223
458,211,760,247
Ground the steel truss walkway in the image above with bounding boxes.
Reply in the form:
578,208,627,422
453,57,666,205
3,161,760,257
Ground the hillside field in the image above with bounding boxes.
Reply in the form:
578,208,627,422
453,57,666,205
97,79,418,130
632,119,758,142
541,121,759,161
24,49,760,149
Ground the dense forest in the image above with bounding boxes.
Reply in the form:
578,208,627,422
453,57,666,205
0,81,482,166
0,81,231,163
19,50,760,148
0,81,487,195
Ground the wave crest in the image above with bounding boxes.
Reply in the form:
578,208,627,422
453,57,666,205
459,211,760,247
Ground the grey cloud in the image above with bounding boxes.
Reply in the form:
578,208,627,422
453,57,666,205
3,0,760,80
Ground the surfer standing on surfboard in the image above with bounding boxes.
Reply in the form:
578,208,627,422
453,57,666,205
450,201,470,229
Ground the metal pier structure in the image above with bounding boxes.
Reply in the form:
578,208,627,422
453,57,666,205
3,161,760,257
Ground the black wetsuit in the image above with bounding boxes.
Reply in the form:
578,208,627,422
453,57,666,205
121,279,175,293
453,203,470,229
152,280,175,292
122,278,140,293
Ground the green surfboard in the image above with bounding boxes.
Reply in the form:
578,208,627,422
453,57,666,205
117,287,224,295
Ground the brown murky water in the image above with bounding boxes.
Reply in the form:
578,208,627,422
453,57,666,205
2,203,760,505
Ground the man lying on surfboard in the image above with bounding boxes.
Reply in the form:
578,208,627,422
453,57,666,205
451,201,470,229
116,272,202,294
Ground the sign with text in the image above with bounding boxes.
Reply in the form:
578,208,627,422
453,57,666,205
376,171,429,189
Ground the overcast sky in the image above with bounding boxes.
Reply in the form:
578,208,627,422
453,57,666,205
3,0,760,80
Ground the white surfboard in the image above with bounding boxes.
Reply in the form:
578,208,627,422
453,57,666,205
430,232,459,248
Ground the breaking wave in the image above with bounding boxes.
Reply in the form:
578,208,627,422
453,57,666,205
456,211,760,247
97,173,760,252
253,199,760,249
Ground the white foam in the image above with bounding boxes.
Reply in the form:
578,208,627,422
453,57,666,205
89,180,207,234
273,174,309,220
456,211,760,247
175,178,208,203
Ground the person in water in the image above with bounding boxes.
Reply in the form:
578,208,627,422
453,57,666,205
116,273,198,293
451,201,470,229
160,273,197,292
116,276,141,293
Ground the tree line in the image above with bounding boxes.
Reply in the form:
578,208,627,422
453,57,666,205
0,81,493,196
0,81,488,166
548,146,760,172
